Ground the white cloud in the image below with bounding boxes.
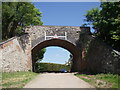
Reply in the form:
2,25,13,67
55,54,60,57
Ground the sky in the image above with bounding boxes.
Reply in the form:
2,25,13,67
40,46,71,64
32,0,100,2
33,2,100,64
33,2,100,26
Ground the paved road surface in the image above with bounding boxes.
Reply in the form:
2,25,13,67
24,73,94,88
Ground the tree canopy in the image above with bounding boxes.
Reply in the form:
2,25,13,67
35,48,46,62
2,2,43,39
84,2,120,51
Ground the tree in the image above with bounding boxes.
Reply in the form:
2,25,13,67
84,2,120,51
35,48,46,62
2,2,43,39
65,54,73,66
34,48,46,72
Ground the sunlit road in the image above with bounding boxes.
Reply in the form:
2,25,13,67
24,73,94,88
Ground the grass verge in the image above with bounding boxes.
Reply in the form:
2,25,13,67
75,73,120,88
2,71,38,88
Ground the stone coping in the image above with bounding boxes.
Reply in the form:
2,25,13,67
0,36,17,46
0,33,29,46
26,25,81,27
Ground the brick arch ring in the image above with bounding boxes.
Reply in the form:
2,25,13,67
32,39,82,72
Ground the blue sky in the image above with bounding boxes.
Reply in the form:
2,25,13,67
33,2,100,64
40,46,70,64
33,2,100,26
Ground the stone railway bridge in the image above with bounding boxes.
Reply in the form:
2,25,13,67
25,26,90,72
1,25,120,74
1,25,90,72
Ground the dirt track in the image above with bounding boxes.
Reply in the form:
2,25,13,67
24,73,95,88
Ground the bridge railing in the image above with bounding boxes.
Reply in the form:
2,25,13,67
44,31,67,40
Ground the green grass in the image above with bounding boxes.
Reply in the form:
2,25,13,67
75,73,120,88
2,71,38,88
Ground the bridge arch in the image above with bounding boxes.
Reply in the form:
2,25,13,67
32,38,82,72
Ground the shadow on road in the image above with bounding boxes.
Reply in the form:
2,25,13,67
36,71,70,73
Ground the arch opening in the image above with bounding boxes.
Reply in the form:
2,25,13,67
41,46,71,64
32,39,81,72
35,46,72,72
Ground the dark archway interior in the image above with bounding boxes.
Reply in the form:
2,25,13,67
32,39,81,72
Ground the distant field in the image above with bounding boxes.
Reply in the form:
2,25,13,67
2,71,38,88
75,73,120,88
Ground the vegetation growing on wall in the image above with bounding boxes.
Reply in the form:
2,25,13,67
2,2,43,39
35,63,71,72
84,2,120,51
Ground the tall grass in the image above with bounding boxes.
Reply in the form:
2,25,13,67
75,73,119,88
2,71,38,88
